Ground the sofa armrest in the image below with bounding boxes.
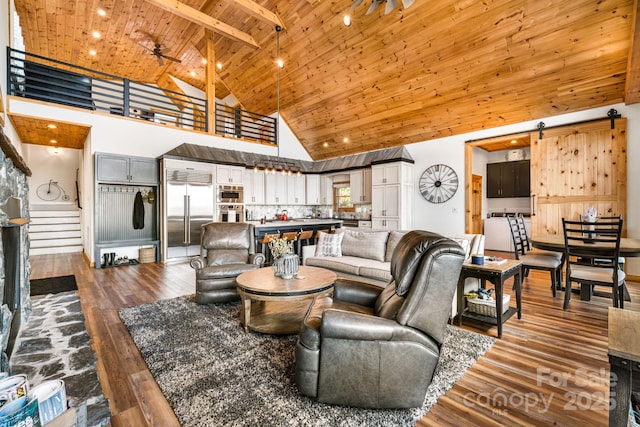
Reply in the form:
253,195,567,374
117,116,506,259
190,256,206,270
321,309,430,345
302,245,317,265
250,253,265,266
333,279,383,307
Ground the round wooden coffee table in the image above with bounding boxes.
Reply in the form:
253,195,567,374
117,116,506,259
236,265,337,334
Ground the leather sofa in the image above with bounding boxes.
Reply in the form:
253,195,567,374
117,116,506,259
190,222,265,304
295,230,465,408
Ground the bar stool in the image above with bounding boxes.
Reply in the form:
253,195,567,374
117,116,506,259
259,233,281,266
281,230,300,257
295,230,314,261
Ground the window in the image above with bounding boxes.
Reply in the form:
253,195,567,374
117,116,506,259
333,182,354,212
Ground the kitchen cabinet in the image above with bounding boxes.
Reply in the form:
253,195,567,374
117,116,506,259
371,162,413,230
265,173,287,204
96,153,158,184
216,165,244,184
320,176,333,205
350,169,371,204
484,216,531,252
287,174,306,205
306,175,321,205
487,160,530,198
372,163,402,185
243,170,265,205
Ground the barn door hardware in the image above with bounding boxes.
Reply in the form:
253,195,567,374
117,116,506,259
607,108,621,129
537,121,545,139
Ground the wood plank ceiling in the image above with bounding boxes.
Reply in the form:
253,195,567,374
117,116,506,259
11,0,638,160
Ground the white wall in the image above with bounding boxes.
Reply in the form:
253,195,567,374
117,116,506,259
23,145,81,207
406,102,640,274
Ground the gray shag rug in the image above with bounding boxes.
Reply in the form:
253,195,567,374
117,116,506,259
119,296,495,426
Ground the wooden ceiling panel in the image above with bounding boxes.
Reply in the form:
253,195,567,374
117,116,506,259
12,0,638,159
8,113,91,150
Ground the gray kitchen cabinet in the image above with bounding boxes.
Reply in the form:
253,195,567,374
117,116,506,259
96,153,158,184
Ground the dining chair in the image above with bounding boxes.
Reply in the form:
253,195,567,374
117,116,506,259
507,214,563,296
562,216,625,309
579,215,626,272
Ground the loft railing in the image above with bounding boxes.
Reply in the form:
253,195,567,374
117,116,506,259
6,48,278,145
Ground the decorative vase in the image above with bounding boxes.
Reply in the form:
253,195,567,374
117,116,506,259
280,254,299,279
272,258,284,277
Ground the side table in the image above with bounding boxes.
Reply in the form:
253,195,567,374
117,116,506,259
456,259,522,338
608,307,640,426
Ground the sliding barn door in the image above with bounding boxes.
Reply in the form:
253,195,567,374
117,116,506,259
529,118,627,236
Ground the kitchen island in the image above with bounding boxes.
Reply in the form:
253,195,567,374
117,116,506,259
247,218,343,252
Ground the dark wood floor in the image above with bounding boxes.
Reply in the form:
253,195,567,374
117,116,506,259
29,252,639,426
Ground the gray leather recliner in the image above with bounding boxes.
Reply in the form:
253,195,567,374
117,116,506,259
190,222,265,304
295,230,465,408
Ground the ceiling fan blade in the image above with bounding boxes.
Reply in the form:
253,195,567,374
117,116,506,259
156,55,164,66
401,0,415,9
136,41,154,53
162,54,182,63
366,0,382,15
385,0,398,14
351,0,365,8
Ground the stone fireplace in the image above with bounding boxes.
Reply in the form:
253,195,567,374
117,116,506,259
0,125,32,371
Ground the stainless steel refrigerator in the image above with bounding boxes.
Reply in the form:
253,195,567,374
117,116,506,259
166,169,214,259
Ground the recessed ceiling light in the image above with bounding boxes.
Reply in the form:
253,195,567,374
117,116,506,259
92,31,101,39
50,139,57,144
89,49,97,56
343,137,349,143
343,15,352,26
97,8,106,16
510,139,518,144
323,142,329,148
201,58,207,65
47,124,57,129
190,71,196,77
217,62,223,70
276,58,284,68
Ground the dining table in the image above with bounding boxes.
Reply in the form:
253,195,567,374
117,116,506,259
530,234,640,302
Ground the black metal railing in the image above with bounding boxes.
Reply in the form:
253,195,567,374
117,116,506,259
215,103,277,145
6,48,278,144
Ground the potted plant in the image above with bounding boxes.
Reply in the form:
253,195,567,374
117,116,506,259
269,237,298,279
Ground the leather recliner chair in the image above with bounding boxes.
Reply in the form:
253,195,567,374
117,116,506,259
295,230,465,408
190,222,265,304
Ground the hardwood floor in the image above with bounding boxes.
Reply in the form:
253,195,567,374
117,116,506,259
29,253,639,426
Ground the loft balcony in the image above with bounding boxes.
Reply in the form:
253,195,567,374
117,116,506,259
6,48,277,146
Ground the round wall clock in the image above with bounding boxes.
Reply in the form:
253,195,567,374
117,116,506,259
419,164,458,203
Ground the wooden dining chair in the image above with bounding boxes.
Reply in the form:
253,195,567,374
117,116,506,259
507,214,564,297
562,216,625,309
259,233,281,266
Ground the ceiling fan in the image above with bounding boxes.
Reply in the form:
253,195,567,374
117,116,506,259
352,0,415,15
139,42,182,66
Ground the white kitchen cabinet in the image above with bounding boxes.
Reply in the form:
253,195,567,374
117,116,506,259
483,216,531,252
243,170,265,205
265,173,288,204
287,174,306,205
216,165,244,184
306,174,321,205
371,162,413,230
371,163,402,185
350,169,371,204
320,175,333,205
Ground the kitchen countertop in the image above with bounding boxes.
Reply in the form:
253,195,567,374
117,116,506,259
246,218,344,229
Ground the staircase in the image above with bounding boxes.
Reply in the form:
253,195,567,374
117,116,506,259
28,207,83,255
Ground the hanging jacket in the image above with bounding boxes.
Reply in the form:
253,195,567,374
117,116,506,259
133,191,145,229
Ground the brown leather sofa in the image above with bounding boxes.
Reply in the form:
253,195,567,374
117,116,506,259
295,230,465,408
190,222,265,304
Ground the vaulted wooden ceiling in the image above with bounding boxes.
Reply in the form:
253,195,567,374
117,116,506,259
12,0,640,160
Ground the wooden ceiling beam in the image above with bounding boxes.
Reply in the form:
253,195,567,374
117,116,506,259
143,0,260,48
625,0,640,104
227,0,286,30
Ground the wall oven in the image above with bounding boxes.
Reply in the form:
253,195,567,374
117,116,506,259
218,185,244,203
218,204,244,223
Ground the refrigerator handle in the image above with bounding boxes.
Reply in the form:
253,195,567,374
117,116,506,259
184,195,189,244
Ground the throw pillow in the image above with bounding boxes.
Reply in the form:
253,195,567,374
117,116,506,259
385,231,408,262
341,229,389,262
315,231,344,257
451,238,471,258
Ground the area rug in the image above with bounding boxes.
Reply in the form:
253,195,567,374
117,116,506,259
10,291,111,426
29,274,78,296
119,296,495,426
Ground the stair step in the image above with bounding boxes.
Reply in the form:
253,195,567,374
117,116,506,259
30,217,81,225
30,246,83,256
30,230,82,240
30,237,82,248
29,223,81,232
30,210,80,218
